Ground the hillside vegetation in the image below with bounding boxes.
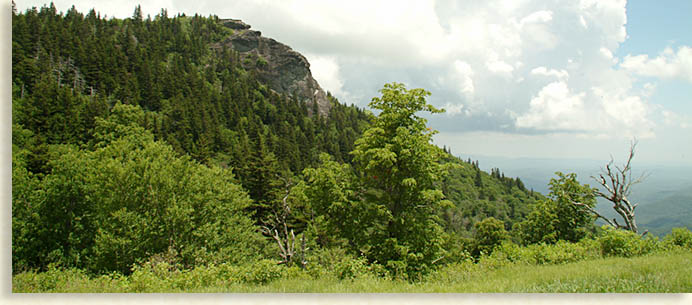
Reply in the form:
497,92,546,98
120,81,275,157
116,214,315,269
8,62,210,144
11,4,690,292
14,238,692,292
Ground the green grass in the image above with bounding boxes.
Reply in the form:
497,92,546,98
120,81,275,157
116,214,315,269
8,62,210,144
13,250,692,293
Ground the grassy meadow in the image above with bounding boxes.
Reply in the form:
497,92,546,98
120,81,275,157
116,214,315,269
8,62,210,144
13,247,692,293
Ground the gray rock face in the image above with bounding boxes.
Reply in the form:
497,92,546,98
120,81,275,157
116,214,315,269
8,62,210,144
216,19,330,117
221,19,250,30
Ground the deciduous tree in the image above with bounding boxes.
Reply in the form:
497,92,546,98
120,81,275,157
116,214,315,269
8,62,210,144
350,82,450,277
517,172,596,244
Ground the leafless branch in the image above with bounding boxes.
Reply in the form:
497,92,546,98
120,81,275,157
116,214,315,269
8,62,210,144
260,176,309,266
587,139,646,234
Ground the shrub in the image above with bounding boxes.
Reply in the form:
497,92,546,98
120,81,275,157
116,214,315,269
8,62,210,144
239,259,284,284
491,241,525,264
597,226,659,257
334,256,370,280
664,227,692,250
128,261,180,292
477,242,519,270
473,217,509,256
525,240,592,265
441,235,474,264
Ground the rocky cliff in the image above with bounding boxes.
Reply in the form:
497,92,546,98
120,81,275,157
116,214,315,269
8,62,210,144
215,19,331,116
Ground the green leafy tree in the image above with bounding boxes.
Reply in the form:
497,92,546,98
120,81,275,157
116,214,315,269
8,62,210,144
87,137,263,273
350,82,450,277
473,217,509,256
301,153,358,248
15,104,264,274
11,139,45,272
516,172,596,244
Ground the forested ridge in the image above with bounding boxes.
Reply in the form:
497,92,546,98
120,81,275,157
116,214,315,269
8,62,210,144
13,4,692,289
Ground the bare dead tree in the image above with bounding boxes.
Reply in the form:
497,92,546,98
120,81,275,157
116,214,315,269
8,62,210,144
260,178,307,268
573,140,648,235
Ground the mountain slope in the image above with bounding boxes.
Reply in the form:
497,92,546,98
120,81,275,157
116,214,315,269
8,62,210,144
11,5,369,176
636,186,692,236
214,19,331,116
440,154,544,236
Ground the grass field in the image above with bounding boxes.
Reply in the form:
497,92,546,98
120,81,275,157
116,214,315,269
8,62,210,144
12,250,692,293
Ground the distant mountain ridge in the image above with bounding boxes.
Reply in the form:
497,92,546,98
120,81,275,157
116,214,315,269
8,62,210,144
463,154,692,235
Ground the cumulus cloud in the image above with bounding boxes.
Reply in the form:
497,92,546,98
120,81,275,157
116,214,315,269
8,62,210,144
453,60,475,97
515,81,589,131
593,86,656,138
621,46,692,82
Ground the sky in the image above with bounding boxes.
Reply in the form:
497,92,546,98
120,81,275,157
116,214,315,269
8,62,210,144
15,0,692,165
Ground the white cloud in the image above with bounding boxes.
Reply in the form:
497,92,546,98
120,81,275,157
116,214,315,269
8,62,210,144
662,110,690,129
517,10,558,51
519,10,553,26
515,81,589,131
600,47,618,64
486,59,515,77
453,60,475,97
621,46,692,82
442,103,466,116
304,54,344,97
578,0,628,50
515,80,655,139
530,66,569,80
579,15,588,28
593,86,655,138
642,82,657,98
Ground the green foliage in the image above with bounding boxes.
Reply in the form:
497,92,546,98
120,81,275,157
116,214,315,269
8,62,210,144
12,4,370,276
301,154,358,248
12,224,692,292
597,226,660,257
664,227,692,249
438,154,542,237
238,259,285,284
89,137,264,273
11,150,45,272
333,256,372,280
520,241,597,265
15,249,692,292
301,247,386,281
256,56,268,68
16,4,685,292
350,83,449,277
473,217,508,256
12,107,263,274
516,172,596,244
440,234,474,265
11,4,370,215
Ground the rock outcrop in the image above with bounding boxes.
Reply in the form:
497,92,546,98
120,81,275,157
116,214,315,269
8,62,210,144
216,19,331,116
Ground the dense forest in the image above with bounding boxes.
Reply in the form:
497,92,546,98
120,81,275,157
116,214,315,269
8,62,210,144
12,4,692,290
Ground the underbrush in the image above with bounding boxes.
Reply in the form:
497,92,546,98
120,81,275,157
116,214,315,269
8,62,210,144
13,226,692,293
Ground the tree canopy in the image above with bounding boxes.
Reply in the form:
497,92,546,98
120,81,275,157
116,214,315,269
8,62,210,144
516,172,596,244
350,83,450,277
